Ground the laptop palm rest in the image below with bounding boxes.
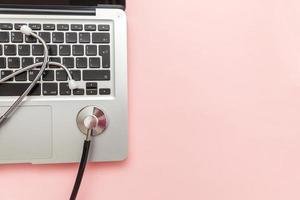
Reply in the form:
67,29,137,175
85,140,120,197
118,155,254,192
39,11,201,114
0,106,52,162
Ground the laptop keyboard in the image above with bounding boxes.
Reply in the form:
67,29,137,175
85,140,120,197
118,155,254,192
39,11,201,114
0,23,112,96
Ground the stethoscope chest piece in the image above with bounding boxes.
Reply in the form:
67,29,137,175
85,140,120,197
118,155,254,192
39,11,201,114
76,106,108,136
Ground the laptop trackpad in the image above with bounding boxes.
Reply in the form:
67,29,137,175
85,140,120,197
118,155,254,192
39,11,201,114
0,106,52,162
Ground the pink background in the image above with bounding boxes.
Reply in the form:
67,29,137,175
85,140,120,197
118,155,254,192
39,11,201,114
1,0,300,199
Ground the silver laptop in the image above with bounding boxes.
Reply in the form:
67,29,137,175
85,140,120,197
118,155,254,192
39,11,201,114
0,0,128,164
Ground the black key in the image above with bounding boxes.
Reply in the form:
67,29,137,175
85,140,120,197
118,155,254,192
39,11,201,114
72,45,84,56
1,70,13,81
73,89,84,95
43,83,58,95
32,45,44,56
76,57,87,68
83,70,110,81
59,45,71,56
35,57,44,63
99,45,110,68
4,45,16,55
70,70,81,81
0,32,9,43
49,57,61,63
60,83,71,95
42,70,54,81
63,57,74,68
25,35,37,43
43,24,55,30
15,71,27,81
29,70,41,81
85,24,96,31
18,45,30,56
0,45,2,55
56,70,67,81
57,24,69,31
22,57,33,67
52,32,64,43
71,24,83,31
92,33,110,43
38,32,51,43
29,24,41,30
14,23,26,30
47,45,57,56
11,32,23,43
79,33,90,43
7,57,20,68
89,57,100,68
66,32,77,43
86,82,97,89
0,57,5,68
86,45,97,56
98,25,110,31
86,89,97,95
0,83,41,96
99,88,111,95
0,23,13,30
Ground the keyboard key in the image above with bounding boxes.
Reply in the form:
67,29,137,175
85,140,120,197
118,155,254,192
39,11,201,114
73,89,84,95
56,70,67,81
49,57,61,63
1,70,13,81
72,45,84,56
43,24,55,30
22,57,33,67
86,45,97,56
32,44,44,56
83,70,110,81
76,57,87,68
89,57,100,68
86,82,97,89
7,57,20,68
38,32,51,43
57,24,69,31
25,35,37,43
0,83,41,96
0,45,2,55
71,24,83,31
70,70,81,81
63,57,74,68
0,32,9,43
35,57,44,63
99,88,111,95
11,32,23,43
86,89,97,95
60,83,71,95
52,32,64,43
98,25,110,31
15,71,27,81
47,45,57,56
92,33,110,43
4,45,16,55
18,45,30,56
29,70,40,81
0,23,13,30
79,33,90,43
59,45,71,56
99,45,110,68
29,23,41,30
0,57,5,68
66,32,77,43
43,83,58,95
14,23,26,30
85,24,96,31
42,70,54,81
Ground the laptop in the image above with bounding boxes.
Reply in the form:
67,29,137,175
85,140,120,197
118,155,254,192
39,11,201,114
0,0,128,164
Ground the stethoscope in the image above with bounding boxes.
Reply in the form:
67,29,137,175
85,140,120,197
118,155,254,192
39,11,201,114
0,25,107,200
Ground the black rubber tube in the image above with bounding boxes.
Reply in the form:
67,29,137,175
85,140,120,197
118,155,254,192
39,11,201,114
70,140,91,200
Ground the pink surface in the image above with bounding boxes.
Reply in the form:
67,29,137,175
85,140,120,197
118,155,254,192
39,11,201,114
1,0,300,199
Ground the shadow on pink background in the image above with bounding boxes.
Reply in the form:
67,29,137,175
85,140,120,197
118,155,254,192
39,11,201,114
1,0,300,199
